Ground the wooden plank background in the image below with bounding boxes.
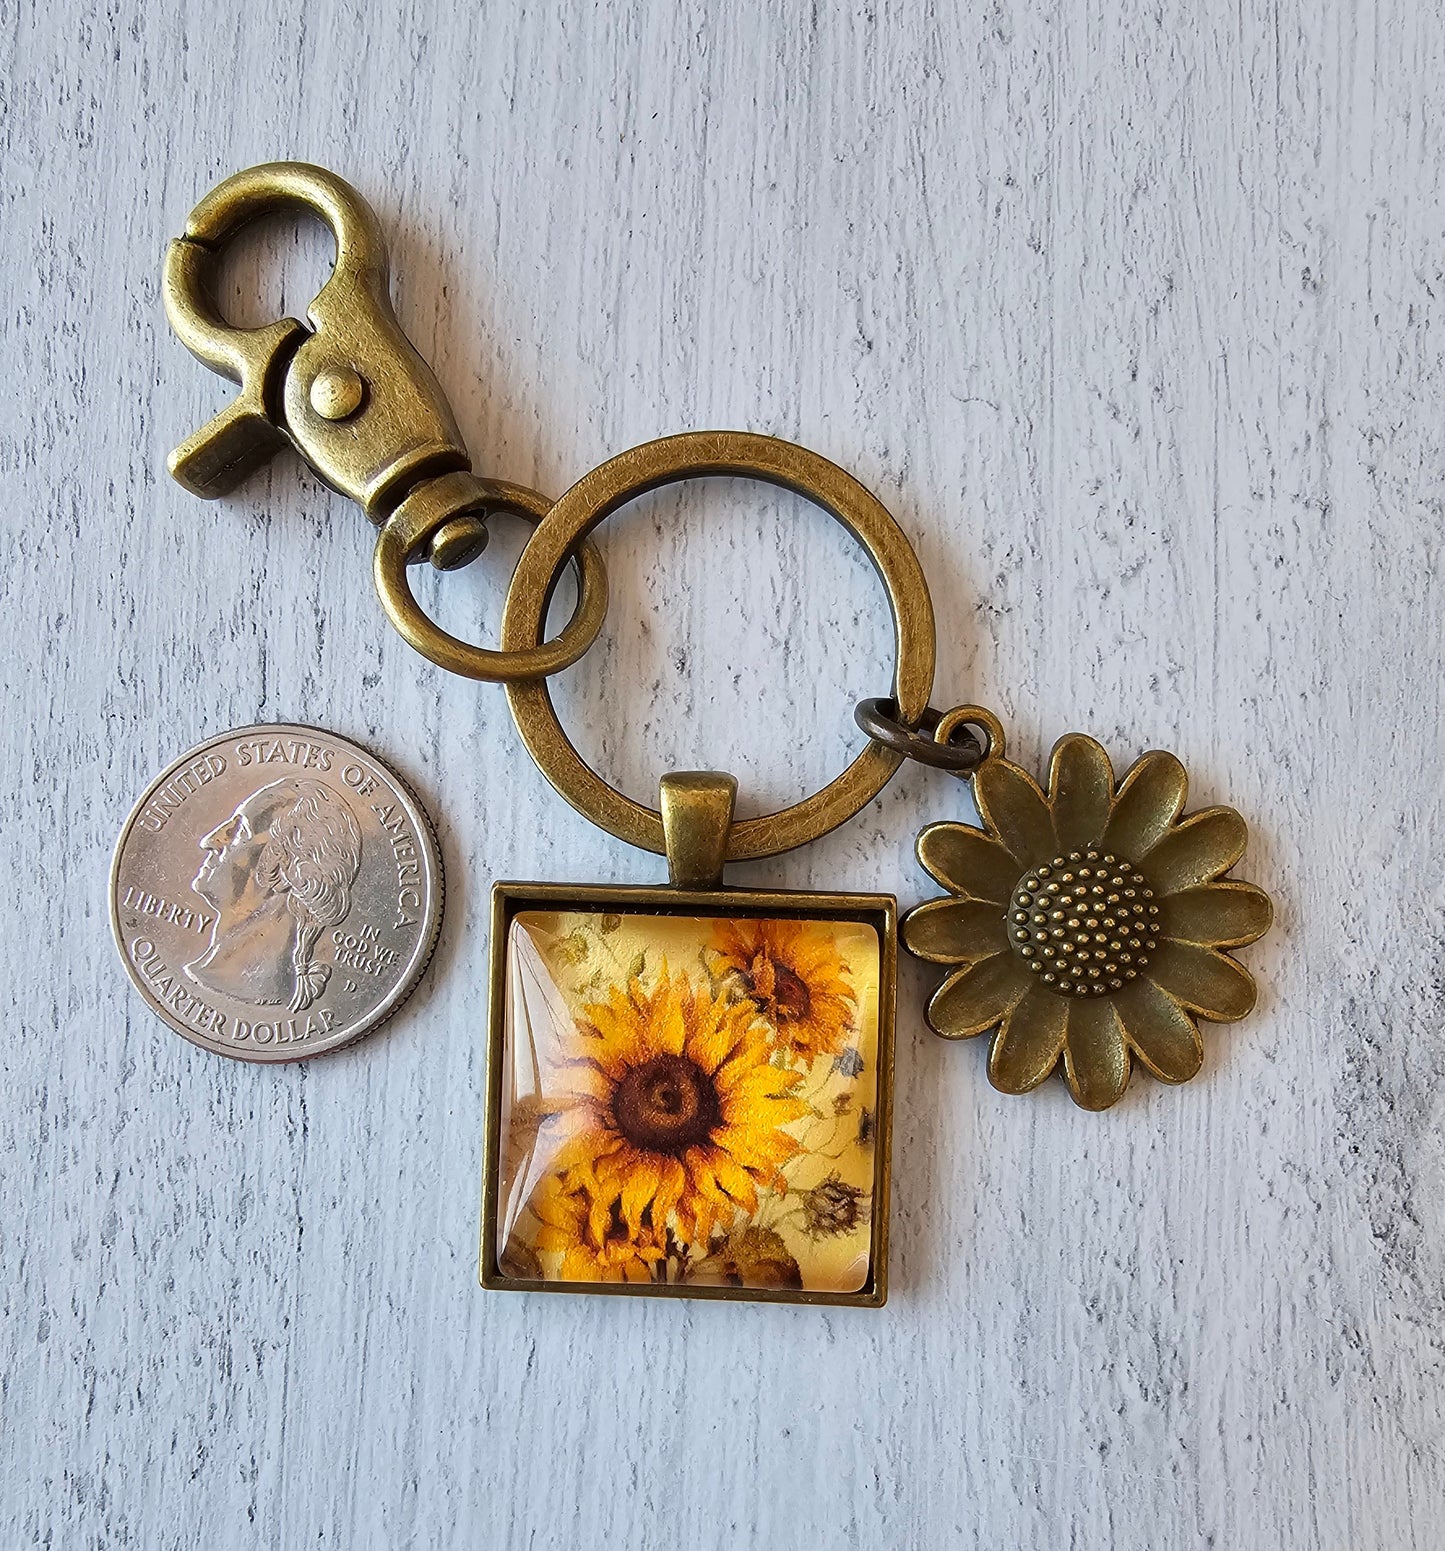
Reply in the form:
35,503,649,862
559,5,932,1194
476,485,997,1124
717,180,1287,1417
3,1,1443,1545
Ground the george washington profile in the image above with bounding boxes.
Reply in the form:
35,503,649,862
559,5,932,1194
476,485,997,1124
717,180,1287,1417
185,779,363,1012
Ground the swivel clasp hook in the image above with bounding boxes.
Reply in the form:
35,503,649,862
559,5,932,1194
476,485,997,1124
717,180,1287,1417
163,161,489,569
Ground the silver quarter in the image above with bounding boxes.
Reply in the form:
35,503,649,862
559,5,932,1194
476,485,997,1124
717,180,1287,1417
110,724,444,1062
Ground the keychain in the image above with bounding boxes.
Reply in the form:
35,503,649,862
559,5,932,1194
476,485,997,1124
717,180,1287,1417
163,163,1271,1306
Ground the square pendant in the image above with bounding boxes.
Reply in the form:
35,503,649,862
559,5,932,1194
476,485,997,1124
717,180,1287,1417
480,882,895,1306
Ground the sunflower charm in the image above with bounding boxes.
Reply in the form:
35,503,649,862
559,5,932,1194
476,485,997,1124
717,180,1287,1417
902,733,1272,1110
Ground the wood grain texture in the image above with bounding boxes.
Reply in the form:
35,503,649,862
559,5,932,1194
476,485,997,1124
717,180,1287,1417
3,1,1443,1545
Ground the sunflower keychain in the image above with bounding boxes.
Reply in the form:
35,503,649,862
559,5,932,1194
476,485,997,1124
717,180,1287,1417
162,162,1272,1307
480,430,1265,1300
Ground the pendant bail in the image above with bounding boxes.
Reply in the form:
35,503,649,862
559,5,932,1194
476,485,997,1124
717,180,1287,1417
659,772,738,888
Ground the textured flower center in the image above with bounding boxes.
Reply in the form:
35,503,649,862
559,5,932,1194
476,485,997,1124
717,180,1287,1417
802,1173,865,1237
767,963,813,1023
1008,849,1159,998
612,1054,720,1153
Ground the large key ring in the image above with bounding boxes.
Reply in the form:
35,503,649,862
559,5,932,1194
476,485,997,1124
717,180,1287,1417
501,431,937,861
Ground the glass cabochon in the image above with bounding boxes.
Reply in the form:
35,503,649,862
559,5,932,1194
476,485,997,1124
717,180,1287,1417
487,901,886,1300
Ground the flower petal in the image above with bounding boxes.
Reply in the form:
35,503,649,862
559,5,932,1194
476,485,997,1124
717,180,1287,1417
1048,734,1114,851
561,1246,605,1281
901,898,1009,964
1061,998,1131,1110
1145,940,1257,1021
925,952,1032,1040
619,1157,662,1236
653,1157,687,1228
1158,882,1272,948
987,986,1069,1093
655,991,687,1056
915,822,1022,904
974,758,1056,866
708,1150,761,1215
1142,807,1248,893
1113,976,1203,1083
687,1007,740,1077
1103,750,1188,861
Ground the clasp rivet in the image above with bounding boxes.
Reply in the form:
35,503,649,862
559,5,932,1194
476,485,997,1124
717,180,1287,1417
309,366,366,421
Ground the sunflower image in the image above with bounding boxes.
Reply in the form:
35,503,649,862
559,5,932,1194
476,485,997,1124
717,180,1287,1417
545,966,810,1247
530,1172,665,1283
903,734,1272,1110
711,919,858,1064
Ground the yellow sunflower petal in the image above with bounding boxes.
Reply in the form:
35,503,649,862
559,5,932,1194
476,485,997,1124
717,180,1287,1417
787,934,834,971
925,952,1032,1039
1158,882,1272,948
709,1051,764,1098
974,757,1056,866
1142,806,1248,893
726,1101,807,1141
987,986,1069,1093
1145,940,1256,1021
588,1145,642,1205
1062,997,1130,1110
587,1185,616,1246
684,1151,728,1206
720,1127,802,1174
533,1221,569,1254
653,989,687,1057
714,1039,780,1098
618,1157,663,1236
901,897,1010,964
1048,734,1115,852
1113,975,1203,1083
915,822,1022,904
1103,750,1188,860
685,1006,739,1077
652,1157,686,1230
560,1246,605,1280
531,1186,575,1238
718,1065,801,1111
575,1007,635,1078
712,922,749,964
707,1149,762,1214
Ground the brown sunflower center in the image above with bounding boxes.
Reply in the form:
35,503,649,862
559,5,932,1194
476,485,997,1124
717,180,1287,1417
611,1054,720,1153
766,962,813,1023
1007,849,1159,998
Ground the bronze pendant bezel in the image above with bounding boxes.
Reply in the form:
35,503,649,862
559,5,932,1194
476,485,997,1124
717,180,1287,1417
480,880,897,1308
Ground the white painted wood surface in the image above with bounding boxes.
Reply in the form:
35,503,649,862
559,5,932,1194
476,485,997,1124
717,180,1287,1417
3,2,1443,1545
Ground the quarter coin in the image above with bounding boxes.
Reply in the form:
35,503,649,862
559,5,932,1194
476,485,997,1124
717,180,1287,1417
110,724,444,1061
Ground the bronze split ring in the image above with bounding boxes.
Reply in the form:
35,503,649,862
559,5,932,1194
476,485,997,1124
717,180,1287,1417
373,479,609,682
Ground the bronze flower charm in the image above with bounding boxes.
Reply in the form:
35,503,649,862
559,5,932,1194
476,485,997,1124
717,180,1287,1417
902,734,1271,1110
